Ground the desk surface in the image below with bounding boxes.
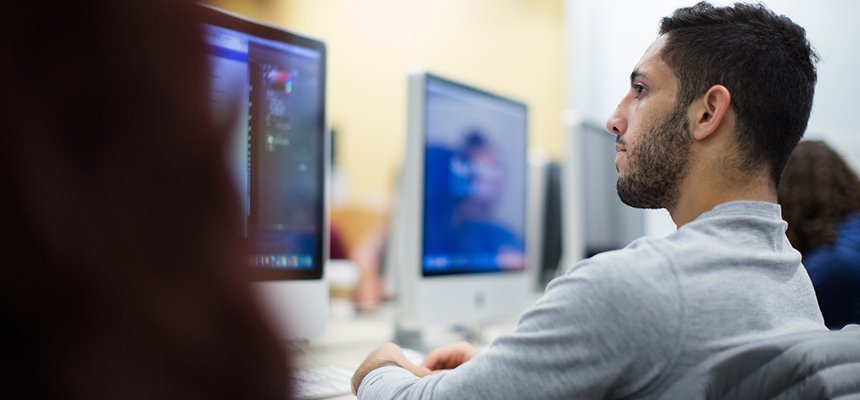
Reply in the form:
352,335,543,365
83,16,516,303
293,299,522,399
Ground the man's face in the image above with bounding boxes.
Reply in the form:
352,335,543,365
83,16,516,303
605,35,692,210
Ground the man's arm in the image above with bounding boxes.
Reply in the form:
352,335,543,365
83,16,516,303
353,256,683,400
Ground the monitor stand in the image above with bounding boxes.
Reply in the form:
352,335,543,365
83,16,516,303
254,279,328,342
393,318,492,353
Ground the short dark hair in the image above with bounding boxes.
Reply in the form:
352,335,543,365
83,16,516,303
659,2,818,184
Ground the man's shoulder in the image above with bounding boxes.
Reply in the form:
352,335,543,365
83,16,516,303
577,235,681,273
557,236,683,297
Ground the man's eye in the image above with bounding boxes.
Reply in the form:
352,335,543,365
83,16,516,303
632,84,646,98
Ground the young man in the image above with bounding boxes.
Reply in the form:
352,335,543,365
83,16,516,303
352,2,826,399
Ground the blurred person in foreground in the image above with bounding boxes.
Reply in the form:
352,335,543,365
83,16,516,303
0,1,289,399
352,2,826,399
780,140,860,329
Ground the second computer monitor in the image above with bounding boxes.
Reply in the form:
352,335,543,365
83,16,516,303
394,72,531,332
202,5,328,341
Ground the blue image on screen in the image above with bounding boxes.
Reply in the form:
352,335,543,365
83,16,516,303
421,77,527,276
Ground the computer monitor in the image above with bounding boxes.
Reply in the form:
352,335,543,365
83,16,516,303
527,156,565,291
200,6,329,341
391,72,531,342
574,120,643,257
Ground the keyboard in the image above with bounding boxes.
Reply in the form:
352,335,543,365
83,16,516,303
290,365,354,399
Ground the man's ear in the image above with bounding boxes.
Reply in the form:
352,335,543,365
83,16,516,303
690,85,731,141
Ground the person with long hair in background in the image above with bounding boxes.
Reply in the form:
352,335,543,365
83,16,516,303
0,1,290,398
780,140,860,329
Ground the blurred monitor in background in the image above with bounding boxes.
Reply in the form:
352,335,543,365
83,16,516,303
388,71,530,348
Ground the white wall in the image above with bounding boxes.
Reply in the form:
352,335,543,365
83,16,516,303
565,0,860,238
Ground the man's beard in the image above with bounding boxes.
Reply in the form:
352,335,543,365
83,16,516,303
616,104,692,210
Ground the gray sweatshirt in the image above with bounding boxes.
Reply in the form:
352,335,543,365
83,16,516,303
357,201,826,399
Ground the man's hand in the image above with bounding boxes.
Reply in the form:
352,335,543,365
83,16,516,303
352,343,432,394
421,341,480,371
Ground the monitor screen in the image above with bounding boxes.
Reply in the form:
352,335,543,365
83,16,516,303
421,75,528,276
202,7,326,280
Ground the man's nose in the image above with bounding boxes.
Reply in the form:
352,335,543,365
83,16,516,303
605,110,626,137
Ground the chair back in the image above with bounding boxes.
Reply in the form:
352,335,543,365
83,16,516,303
659,325,860,399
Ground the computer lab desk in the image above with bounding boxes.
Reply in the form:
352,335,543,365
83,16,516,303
292,299,522,399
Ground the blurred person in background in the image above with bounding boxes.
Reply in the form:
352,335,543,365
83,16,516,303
780,140,860,329
0,1,289,398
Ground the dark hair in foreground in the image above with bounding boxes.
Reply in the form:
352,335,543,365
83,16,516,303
779,141,860,256
659,1,818,184
0,1,288,398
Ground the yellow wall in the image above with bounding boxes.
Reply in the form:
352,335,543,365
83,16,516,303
205,0,564,210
